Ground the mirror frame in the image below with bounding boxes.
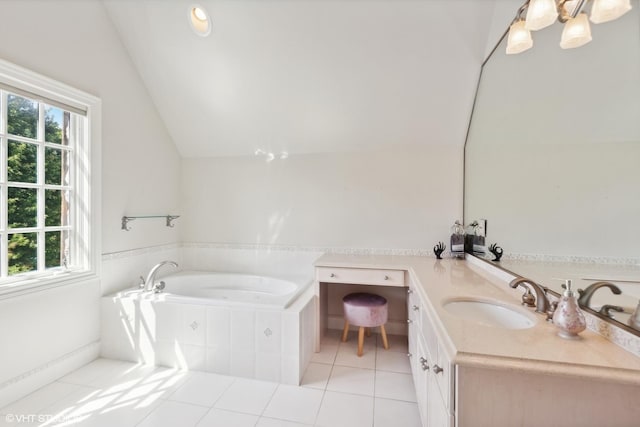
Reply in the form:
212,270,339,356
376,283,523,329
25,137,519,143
462,26,640,338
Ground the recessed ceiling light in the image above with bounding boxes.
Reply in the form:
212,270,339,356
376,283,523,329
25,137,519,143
189,4,211,37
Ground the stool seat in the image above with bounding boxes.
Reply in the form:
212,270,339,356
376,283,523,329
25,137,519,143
343,292,388,327
342,292,390,356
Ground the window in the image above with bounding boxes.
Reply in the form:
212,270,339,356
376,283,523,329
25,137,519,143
0,60,100,294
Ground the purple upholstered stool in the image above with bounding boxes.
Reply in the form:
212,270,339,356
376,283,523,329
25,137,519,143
341,292,390,357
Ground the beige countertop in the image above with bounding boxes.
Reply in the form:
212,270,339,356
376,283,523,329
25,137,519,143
315,253,640,385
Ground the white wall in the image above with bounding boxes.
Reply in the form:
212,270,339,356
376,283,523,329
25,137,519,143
0,0,181,403
181,146,463,251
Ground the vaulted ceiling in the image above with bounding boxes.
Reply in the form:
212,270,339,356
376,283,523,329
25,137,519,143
104,0,498,157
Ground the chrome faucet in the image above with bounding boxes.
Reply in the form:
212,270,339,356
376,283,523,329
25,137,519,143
509,277,550,314
577,281,621,308
143,260,178,292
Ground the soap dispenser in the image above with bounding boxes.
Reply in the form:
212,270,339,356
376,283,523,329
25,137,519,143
552,279,587,339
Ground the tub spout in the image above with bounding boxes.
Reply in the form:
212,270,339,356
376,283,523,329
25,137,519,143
144,261,178,292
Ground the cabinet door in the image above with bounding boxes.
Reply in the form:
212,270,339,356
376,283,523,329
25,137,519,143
433,339,453,412
428,370,452,427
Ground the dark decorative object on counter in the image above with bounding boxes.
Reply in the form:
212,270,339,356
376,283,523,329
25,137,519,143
465,220,486,255
434,242,446,260
464,221,478,253
450,221,465,259
488,243,503,262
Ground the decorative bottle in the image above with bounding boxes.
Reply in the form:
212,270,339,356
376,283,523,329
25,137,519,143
552,279,587,339
450,221,465,259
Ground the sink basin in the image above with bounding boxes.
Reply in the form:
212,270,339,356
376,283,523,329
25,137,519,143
442,297,537,330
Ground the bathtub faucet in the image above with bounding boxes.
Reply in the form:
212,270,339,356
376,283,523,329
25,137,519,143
143,261,178,292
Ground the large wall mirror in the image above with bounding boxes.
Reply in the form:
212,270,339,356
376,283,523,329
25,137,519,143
464,1,640,334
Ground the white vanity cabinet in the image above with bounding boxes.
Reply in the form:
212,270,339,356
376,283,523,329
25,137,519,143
407,285,454,427
315,255,640,427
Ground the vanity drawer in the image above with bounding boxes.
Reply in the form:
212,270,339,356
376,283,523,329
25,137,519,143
316,267,405,287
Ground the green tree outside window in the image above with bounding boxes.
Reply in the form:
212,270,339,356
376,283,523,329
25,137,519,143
6,94,68,275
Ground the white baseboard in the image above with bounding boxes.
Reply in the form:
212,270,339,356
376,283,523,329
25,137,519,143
327,315,407,336
0,341,100,409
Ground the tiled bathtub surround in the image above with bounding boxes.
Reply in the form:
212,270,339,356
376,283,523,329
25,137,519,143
101,288,315,385
101,245,322,383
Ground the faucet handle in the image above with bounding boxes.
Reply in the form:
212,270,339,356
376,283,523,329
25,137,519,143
138,275,146,289
154,281,166,293
521,288,536,307
546,301,558,322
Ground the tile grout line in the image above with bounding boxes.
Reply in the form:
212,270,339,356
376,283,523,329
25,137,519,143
313,337,339,426
255,381,280,424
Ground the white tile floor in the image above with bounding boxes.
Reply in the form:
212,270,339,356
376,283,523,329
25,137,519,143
0,331,421,427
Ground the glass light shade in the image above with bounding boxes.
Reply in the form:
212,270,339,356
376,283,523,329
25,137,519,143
525,0,559,31
506,20,534,54
560,13,592,49
590,0,632,24
189,5,211,37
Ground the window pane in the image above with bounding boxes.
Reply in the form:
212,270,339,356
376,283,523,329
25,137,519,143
45,190,69,226
7,94,38,139
8,232,37,275
46,230,68,269
8,187,37,228
8,140,38,183
45,106,69,145
45,147,69,185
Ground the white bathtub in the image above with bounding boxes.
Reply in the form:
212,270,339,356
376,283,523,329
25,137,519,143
101,269,316,384
152,270,308,308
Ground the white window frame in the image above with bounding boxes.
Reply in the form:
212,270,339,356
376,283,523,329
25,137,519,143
0,59,101,298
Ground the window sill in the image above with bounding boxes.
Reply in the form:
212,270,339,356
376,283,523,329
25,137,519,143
0,270,98,300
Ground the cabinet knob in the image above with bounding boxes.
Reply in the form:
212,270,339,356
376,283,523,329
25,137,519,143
384,275,390,280
412,305,419,311
407,319,413,324
407,353,412,358
407,289,413,294
330,273,336,278
433,364,443,374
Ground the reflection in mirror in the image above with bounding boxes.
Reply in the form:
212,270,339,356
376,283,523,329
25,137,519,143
464,0,640,334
